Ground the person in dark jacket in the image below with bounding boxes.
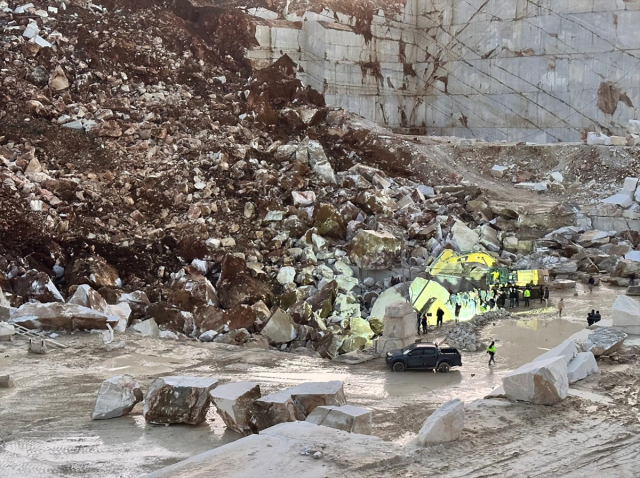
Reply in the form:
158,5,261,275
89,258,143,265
436,307,445,327
509,289,517,308
421,314,428,335
543,286,550,307
588,276,595,294
454,303,462,323
539,285,545,303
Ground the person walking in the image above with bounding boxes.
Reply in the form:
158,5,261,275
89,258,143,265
454,303,461,323
523,287,531,307
557,298,564,317
436,307,444,327
588,276,595,294
544,286,550,307
487,341,496,365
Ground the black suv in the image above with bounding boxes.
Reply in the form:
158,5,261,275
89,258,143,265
385,342,462,373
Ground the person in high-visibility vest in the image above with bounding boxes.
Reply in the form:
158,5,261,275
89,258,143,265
487,341,496,365
523,287,531,307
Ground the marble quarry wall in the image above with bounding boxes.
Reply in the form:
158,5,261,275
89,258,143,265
246,0,640,143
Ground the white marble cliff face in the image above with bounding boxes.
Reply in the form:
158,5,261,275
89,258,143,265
246,0,640,143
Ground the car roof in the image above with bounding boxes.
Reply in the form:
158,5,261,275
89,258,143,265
415,343,436,347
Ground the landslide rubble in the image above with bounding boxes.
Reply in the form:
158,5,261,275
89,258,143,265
1,0,639,358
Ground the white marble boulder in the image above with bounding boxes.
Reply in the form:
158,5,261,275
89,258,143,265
503,357,568,405
418,399,465,446
91,375,143,420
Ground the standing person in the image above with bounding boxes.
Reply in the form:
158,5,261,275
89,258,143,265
416,312,422,335
557,298,564,317
509,288,516,308
454,303,461,323
436,307,444,327
588,276,595,294
544,286,550,307
631,273,636,286
421,313,428,336
539,285,545,303
524,287,531,307
595,310,602,323
587,309,596,326
487,341,496,365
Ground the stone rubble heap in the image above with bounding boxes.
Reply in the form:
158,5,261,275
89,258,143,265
445,309,511,352
587,121,640,147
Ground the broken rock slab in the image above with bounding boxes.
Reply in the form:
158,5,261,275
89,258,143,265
253,381,346,430
533,339,578,365
503,356,568,405
418,399,464,446
91,375,143,420
0,374,15,388
450,221,479,252
305,404,372,435
143,421,402,478
143,376,218,425
261,308,297,345
611,294,640,335
0,323,15,342
130,318,159,338
68,284,108,312
209,381,261,435
11,303,118,330
586,327,627,356
602,193,633,208
567,352,599,384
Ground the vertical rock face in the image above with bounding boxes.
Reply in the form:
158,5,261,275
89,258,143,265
305,404,372,435
209,382,262,435
92,375,143,420
347,230,402,270
503,357,569,405
418,399,465,446
143,376,219,425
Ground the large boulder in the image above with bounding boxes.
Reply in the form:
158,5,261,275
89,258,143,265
145,302,193,333
611,295,640,334
417,399,465,446
450,221,479,252
261,308,297,345
502,356,568,405
10,271,64,303
567,352,599,384
209,381,261,435
612,259,640,278
586,327,627,356
11,303,118,330
533,339,578,365
313,203,346,239
217,256,273,309
253,381,346,430
169,273,218,311
305,404,372,435
576,230,611,248
65,255,121,288
91,375,143,420
348,230,402,270
68,284,108,312
143,376,218,425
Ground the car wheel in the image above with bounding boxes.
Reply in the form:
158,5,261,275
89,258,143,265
392,362,406,372
437,362,450,373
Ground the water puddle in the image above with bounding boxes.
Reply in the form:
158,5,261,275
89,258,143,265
485,318,585,368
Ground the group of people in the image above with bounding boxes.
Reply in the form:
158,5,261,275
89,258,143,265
587,309,602,326
485,284,550,310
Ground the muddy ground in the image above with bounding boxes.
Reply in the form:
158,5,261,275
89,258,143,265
0,285,638,477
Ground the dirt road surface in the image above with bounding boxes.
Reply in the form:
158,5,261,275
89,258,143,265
1,285,638,477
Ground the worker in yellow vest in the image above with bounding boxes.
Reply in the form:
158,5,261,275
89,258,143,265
523,287,531,307
487,341,496,365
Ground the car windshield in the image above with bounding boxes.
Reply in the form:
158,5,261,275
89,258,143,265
402,344,417,355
